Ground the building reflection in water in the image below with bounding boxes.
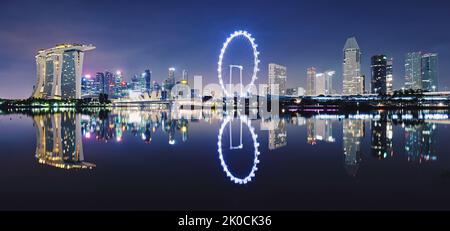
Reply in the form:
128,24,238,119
33,113,95,169
371,112,394,159
30,108,448,179
343,120,364,176
307,119,335,145
404,123,437,163
268,118,287,150
81,109,201,145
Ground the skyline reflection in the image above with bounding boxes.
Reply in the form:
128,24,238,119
33,113,95,169
26,109,446,183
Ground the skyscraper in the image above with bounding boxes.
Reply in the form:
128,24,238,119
404,52,422,90
165,67,176,91
131,74,140,90
315,73,325,95
343,37,362,95
421,53,438,92
143,69,152,93
324,70,335,95
32,44,95,99
386,58,394,95
371,55,387,95
104,71,115,97
95,72,106,94
306,67,316,96
404,52,439,92
268,63,287,96
315,70,335,95
114,71,124,98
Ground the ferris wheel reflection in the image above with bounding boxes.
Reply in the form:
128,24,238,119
217,115,261,185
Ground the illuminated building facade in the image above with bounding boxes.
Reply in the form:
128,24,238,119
32,44,95,99
405,52,439,92
114,71,127,98
315,70,335,95
371,55,387,95
405,52,423,90
355,75,365,94
81,75,97,97
343,37,362,95
421,53,438,92
166,67,176,89
268,63,287,96
104,71,115,96
306,67,316,96
143,69,152,93
315,73,325,95
386,58,394,95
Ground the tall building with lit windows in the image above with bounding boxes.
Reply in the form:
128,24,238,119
315,70,335,95
404,52,422,90
168,67,175,86
32,44,95,99
386,58,394,94
404,52,438,92
164,67,176,91
343,37,362,95
421,53,438,92
104,71,115,96
268,63,287,96
371,55,387,95
143,69,152,93
306,67,316,96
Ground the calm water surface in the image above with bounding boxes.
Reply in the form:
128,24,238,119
1,108,450,210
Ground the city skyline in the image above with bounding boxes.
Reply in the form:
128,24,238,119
4,0,450,223
0,0,449,99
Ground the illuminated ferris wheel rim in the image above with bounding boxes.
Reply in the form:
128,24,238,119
217,30,260,97
217,116,261,185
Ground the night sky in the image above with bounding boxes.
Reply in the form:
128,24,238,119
0,0,449,99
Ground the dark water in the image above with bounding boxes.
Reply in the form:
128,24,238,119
1,108,450,210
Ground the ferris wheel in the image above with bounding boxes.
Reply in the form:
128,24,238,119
217,30,260,97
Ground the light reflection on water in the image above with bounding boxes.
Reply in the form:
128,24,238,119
1,108,450,210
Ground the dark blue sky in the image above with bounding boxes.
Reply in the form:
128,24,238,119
0,0,449,98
